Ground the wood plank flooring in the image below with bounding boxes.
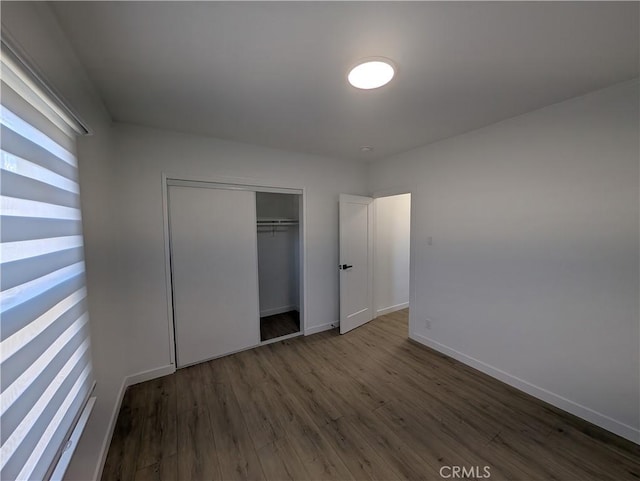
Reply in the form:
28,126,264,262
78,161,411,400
260,310,300,342
102,310,640,481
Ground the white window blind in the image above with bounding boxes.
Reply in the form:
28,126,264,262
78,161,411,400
0,43,94,481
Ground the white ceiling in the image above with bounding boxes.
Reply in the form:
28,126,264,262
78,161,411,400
51,1,638,161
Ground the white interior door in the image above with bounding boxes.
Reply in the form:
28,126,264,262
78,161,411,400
339,194,374,334
169,185,260,367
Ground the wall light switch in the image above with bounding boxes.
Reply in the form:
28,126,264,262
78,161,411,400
427,236,433,245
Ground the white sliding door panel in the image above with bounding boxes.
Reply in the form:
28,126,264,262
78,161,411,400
168,186,259,367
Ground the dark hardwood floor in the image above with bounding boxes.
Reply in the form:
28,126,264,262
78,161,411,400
102,309,640,481
260,310,300,342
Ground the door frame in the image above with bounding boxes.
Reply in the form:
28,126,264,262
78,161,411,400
371,188,413,338
161,173,306,367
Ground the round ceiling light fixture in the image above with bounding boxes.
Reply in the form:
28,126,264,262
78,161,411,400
348,58,395,90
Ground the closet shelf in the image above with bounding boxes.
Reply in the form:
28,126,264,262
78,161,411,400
257,218,299,226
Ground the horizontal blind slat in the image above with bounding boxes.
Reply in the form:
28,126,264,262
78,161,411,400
0,339,89,471
1,151,79,194
1,275,84,342
1,247,84,299
0,107,75,167
1,236,83,264
0,217,83,243
0,196,82,220
18,369,92,481
1,300,87,391
0,314,88,418
0,288,86,362
1,348,90,480
1,262,85,314
1,171,80,208
1,327,87,437
1,126,77,181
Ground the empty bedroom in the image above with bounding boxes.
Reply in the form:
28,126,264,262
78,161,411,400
0,2,638,480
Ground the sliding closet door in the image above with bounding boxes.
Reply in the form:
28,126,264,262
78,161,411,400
168,185,259,367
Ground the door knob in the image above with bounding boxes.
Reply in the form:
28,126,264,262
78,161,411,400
340,264,353,270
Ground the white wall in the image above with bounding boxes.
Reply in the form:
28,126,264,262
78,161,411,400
257,227,299,316
0,3,129,480
368,80,640,442
374,194,411,316
256,191,299,220
112,123,367,376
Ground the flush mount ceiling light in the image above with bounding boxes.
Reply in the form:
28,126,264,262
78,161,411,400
348,59,395,90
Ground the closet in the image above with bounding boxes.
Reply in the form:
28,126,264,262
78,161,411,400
167,180,302,368
256,192,301,341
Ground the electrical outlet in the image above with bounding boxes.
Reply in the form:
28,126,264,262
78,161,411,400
425,318,432,329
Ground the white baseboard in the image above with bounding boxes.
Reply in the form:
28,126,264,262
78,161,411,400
376,302,409,317
92,364,176,480
411,333,640,444
260,305,298,317
125,364,176,386
305,321,338,335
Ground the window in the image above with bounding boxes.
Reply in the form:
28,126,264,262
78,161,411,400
0,42,94,480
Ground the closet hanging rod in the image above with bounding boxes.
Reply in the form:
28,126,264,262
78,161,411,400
257,219,299,226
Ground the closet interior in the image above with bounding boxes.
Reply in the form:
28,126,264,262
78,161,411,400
256,192,301,342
